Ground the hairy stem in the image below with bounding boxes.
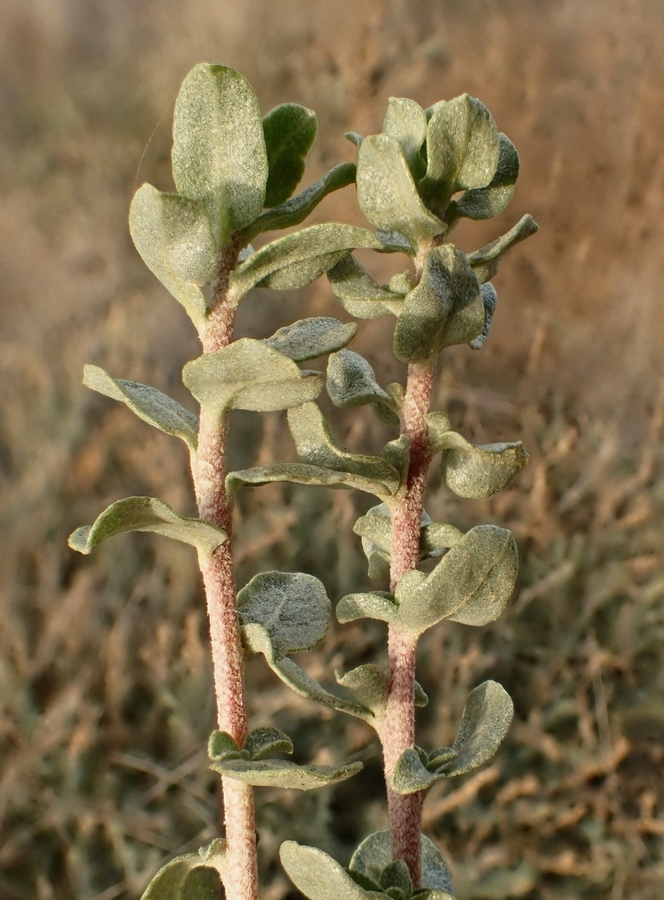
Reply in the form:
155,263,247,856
383,360,435,886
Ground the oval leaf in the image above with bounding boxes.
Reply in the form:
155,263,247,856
172,64,267,243
264,317,358,362
227,462,398,498
327,349,392,411
263,103,317,207
280,841,377,900
443,680,514,776
212,757,362,790
467,214,538,284
349,830,454,895
68,497,227,557
382,97,428,180
244,726,294,760
391,747,445,795
454,133,519,221
83,365,198,449
438,432,529,499
237,571,330,660
336,591,398,626
183,339,323,417
327,254,404,320
140,840,226,900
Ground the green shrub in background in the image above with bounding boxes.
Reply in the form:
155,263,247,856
69,63,537,900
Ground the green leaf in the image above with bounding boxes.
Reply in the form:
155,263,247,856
327,350,398,424
469,283,498,350
426,411,452,452
140,840,226,900
356,134,446,249
420,522,464,556
392,245,483,363
327,254,404,320
453,133,519,221
265,317,358,362
237,571,330,660
244,163,356,241
380,860,413,898
420,95,499,218
244,726,294,759
354,504,451,569
129,184,214,326
467,214,538,284
382,97,428,180
437,431,529,498
212,756,362,790
68,497,227,557
263,103,317,207
336,591,398,625
182,339,324,417
280,841,380,900
83,364,198,450
208,730,241,761
172,63,267,244
393,525,518,634
335,665,427,719
227,462,396,499
391,747,445,794
349,830,454,896
230,224,383,301
288,403,401,496
443,680,514,777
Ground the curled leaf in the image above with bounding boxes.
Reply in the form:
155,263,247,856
336,591,398,626
467,214,538,284
453,133,519,221
212,756,362,791
243,726,294,760
443,680,514,776
264,317,358,362
263,103,317,207
349,830,454,896
327,350,398,424
139,839,226,900
438,431,529,499
469,283,498,350
327,254,404,320
382,97,428,181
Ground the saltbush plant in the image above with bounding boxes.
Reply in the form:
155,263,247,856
69,63,537,900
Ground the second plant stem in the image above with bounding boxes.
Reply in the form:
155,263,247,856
383,360,435,887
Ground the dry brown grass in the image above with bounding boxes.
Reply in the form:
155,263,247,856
1,1,663,898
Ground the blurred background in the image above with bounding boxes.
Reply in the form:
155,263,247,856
1,1,663,898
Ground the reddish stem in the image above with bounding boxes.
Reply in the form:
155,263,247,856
381,360,435,887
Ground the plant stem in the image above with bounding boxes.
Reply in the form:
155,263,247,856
192,276,259,900
383,360,435,886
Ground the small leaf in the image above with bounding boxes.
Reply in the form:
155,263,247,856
437,431,529,498
420,522,464,557
393,525,518,634
244,163,356,241
346,131,364,147
335,664,389,717
244,726,294,759
356,134,446,249
208,730,241,761
172,64,267,244
68,497,226,557
183,339,323,417
263,103,317,207
230,224,383,301
280,842,377,900
443,681,514,776
327,254,404,320
354,503,439,564
469,283,498,350
83,364,199,450
129,184,214,325
380,859,413,898
426,411,452,452
288,403,400,496
264,317,358,362
467,214,538,284
453,133,519,221
336,591,398,625
327,350,397,424
212,757,362,790
392,245,482,363
140,840,226,900
382,97,428,180
237,571,330,660
391,747,444,794
349,831,454,896
427,746,458,770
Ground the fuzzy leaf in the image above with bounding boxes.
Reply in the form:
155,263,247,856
392,245,482,363
391,748,444,794
129,184,214,325
453,133,519,221
349,831,454,895
212,757,362,790
83,365,199,450
68,497,227,557
335,665,427,719
172,64,267,244
140,840,226,900
183,339,323,417
356,134,446,249
288,403,401,496
262,103,317,207
469,283,498,350
264,317,358,362
237,571,330,660
244,726,294,760
443,680,514,776
382,97,428,180
353,503,453,566
208,730,241,761
467,214,538,284
420,522,464,556
437,431,529,499
336,591,398,625
327,254,404,320
227,462,398,499
327,350,398,424
244,163,356,241
230,224,382,301
426,411,452,452
394,525,518,634
281,842,380,900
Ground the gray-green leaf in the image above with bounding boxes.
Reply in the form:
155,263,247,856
469,283,498,350
349,830,454,895
437,431,529,499
83,364,198,450
453,133,519,221
382,97,428,181
172,64,267,244
327,350,398,424
327,254,405,320
467,214,538,284
244,726,294,760
182,339,323,417
226,462,399,499
212,757,361,790
263,103,317,207
336,591,398,625
281,841,381,900
237,571,330,660
443,680,514,777
68,497,227,557
140,840,226,900
264,317,358,362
